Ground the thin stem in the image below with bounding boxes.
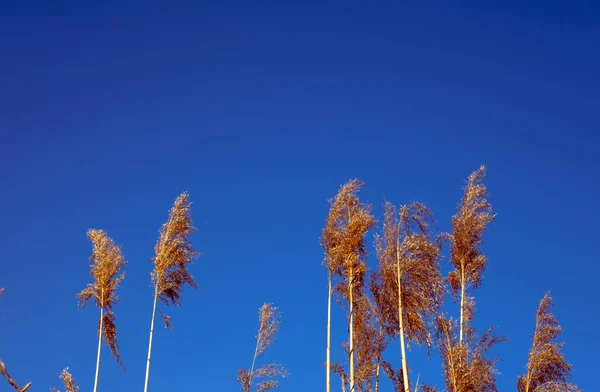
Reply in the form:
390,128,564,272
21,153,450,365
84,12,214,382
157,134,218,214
144,287,159,392
444,323,458,392
93,307,104,392
374,347,381,392
347,202,355,392
326,270,332,392
524,307,541,392
249,320,262,389
459,266,465,345
348,265,355,392
397,242,410,392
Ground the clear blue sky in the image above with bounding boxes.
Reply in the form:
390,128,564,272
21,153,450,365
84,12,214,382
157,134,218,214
1,1,598,391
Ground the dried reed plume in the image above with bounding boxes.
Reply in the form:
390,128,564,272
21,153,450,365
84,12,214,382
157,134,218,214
435,299,504,392
237,303,287,392
331,361,349,392
352,295,382,392
517,293,581,392
374,202,443,392
446,165,495,345
78,229,126,392
50,368,79,392
0,358,32,392
144,192,199,392
321,179,376,392
368,273,392,392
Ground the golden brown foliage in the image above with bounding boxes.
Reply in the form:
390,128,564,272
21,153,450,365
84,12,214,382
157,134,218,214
447,165,495,294
517,293,581,392
381,360,407,392
321,180,376,290
237,303,287,392
152,192,199,325
372,201,443,391
0,358,32,391
445,166,495,344
100,311,121,365
50,368,79,392
77,229,126,366
331,360,349,392
375,201,444,347
435,299,505,392
321,179,376,392
352,295,382,392
368,272,392,392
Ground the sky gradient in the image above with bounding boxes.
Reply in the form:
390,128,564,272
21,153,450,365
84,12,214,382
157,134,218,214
1,1,599,391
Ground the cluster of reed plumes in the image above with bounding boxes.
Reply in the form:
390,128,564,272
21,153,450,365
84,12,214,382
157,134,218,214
0,191,288,392
0,193,199,391
321,166,580,392
0,167,580,392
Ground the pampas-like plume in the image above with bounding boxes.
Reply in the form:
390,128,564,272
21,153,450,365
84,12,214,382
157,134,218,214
78,229,126,392
352,294,381,392
368,274,391,392
374,202,444,392
321,179,376,392
435,299,504,392
517,293,581,392
50,368,79,392
144,192,199,392
446,166,495,345
237,303,287,392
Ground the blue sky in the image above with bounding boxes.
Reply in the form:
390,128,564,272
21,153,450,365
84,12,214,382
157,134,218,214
1,1,598,391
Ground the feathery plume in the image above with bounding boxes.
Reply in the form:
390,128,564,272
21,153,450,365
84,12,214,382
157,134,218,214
374,201,444,391
144,192,199,392
78,229,126,392
517,293,581,392
50,368,79,392
237,303,287,392
321,179,376,392
435,299,504,392
446,165,495,345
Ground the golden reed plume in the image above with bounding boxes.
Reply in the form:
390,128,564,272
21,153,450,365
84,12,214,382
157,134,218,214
517,293,581,392
50,368,79,392
144,192,199,392
78,229,126,392
237,303,287,392
446,165,495,345
321,179,376,392
374,201,443,392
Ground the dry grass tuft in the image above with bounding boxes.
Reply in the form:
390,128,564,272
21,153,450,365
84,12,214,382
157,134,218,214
50,368,79,392
321,180,376,290
144,192,200,392
321,179,377,392
445,165,495,344
152,192,199,323
517,293,581,392
373,201,443,391
435,299,505,392
237,303,287,392
101,311,121,365
78,229,126,367
352,295,381,392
